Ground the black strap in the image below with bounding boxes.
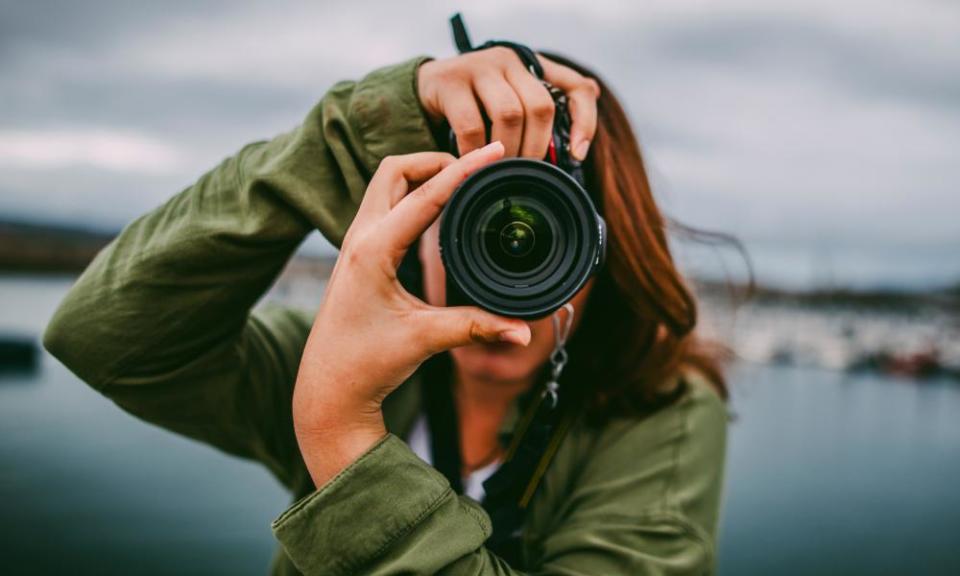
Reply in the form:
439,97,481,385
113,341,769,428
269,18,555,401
419,346,572,568
421,352,463,494
479,392,563,557
449,13,544,79
450,13,474,54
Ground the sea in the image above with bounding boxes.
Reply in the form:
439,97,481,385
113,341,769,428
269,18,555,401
1,275,958,575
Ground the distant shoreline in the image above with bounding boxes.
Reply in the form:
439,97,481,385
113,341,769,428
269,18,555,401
0,220,117,274
2,219,957,313
694,279,959,314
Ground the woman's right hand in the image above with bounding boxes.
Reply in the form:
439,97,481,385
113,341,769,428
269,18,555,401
417,48,600,162
292,141,529,488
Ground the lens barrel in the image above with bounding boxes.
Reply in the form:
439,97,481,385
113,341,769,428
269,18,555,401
440,158,606,319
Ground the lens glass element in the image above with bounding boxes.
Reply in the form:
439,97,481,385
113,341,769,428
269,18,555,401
478,197,554,275
499,221,535,257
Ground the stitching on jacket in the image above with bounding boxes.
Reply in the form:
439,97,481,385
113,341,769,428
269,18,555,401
545,509,714,572
353,480,453,575
661,386,695,513
459,498,492,541
656,382,717,571
95,142,271,388
272,434,393,528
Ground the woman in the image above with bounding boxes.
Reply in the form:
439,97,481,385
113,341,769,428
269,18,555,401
45,46,728,575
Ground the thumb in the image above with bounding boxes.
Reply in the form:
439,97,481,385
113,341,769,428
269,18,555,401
420,306,531,351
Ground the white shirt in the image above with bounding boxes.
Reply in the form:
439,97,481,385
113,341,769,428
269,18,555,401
407,413,501,502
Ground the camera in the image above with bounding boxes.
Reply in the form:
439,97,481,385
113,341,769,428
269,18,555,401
440,84,607,320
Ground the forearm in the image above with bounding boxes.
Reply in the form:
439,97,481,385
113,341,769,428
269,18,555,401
44,57,438,389
274,434,523,576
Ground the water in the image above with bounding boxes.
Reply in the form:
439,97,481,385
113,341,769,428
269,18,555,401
1,277,958,575
0,277,290,575
719,365,960,575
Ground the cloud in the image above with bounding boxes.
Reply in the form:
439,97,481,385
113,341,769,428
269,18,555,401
0,0,957,287
0,129,182,173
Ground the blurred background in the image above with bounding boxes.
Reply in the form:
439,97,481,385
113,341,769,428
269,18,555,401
1,1,958,574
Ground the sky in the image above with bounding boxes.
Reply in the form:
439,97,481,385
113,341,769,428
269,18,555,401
1,0,958,289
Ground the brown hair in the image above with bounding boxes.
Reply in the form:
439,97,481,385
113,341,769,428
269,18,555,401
543,52,732,420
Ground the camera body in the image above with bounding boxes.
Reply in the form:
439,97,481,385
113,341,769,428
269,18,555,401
440,83,606,320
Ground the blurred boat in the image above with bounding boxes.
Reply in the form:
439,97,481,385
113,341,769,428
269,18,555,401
849,347,953,380
0,335,39,373
696,281,960,381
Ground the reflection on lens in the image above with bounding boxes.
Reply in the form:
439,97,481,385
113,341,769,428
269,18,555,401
499,221,535,257
480,198,553,275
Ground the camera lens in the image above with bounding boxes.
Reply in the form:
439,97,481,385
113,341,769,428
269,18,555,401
480,198,553,275
440,158,606,319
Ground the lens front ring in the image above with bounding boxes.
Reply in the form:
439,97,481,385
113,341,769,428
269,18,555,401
440,158,604,319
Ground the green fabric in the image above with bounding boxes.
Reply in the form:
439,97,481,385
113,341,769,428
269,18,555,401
44,56,728,576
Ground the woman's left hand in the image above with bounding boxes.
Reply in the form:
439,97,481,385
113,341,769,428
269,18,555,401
292,141,531,488
417,48,600,160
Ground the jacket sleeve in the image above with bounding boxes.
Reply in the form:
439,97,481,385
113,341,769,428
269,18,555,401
271,378,728,575
42,56,439,489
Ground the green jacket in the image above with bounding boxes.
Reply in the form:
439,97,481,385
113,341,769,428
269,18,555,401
44,57,728,576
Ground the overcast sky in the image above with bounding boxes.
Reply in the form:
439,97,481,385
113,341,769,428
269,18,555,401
1,0,958,288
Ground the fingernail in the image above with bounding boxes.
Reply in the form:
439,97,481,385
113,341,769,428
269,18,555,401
498,328,527,345
573,140,590,161
483,140,504,153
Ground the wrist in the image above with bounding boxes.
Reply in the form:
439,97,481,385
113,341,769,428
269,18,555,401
415,58,445,129
294,399,387,488
292,361,389,486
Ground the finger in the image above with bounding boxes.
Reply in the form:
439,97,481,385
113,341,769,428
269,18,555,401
381,141,504,257
419,306,531,352
539,57,600,161
505,66,555,159
564,83,600,161
361,152,456,218
473,73,523,157
441,82,486,155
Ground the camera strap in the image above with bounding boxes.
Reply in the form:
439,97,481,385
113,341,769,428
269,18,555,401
450,13,544,79
419,302,577,566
